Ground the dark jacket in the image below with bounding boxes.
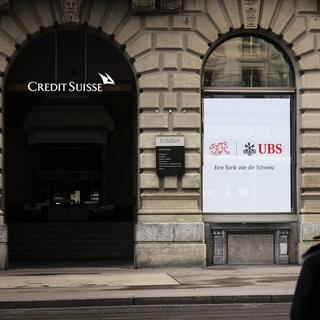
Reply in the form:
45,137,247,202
291,247,320,320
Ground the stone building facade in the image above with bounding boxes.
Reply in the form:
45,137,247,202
0,0,320,269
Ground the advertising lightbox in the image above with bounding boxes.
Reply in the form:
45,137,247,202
203,97,291,213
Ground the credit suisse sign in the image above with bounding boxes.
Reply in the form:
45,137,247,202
27,72,115,93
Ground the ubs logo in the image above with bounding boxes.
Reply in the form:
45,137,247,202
243,143,283,156
243,142,256,156
258,144,283,154
209,141,283,156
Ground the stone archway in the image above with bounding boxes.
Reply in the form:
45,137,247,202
4,27,138,265
0,1,140,266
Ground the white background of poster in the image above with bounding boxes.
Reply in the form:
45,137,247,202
203,98,291,213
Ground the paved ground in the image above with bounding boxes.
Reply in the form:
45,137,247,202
0,265,300,308
0,303,291,319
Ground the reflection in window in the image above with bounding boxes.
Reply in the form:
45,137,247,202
242,67,260,87
203,36,292,87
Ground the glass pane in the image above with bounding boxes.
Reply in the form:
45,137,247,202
203,36,292,87
202,96,292,213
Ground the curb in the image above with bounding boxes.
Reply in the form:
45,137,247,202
0,295,293,309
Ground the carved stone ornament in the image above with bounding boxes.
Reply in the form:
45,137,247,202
0,0,9,11
131,0,156,12
159,0,183,12
242,0,261,29
62,0,81,24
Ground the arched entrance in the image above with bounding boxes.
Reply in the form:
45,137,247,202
4,28,137,266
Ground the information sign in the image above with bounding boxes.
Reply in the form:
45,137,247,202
156,136,185,177
203,97,291,213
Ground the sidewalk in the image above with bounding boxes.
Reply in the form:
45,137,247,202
0,265,300,308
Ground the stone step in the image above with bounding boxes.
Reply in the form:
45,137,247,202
10,246,133,253
9,222,134,260
9,242,133,248
10,237,133,242
9,252,133,259
9,222,133,230
10,233,133,240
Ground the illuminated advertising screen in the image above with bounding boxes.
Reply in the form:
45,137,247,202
203,97,292,213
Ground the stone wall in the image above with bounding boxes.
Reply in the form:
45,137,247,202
0,0,319,267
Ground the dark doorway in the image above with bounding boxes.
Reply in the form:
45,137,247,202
4,30,136,266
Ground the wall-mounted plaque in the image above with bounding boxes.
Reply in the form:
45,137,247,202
156,135,185,177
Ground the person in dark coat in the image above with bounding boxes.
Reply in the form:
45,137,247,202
291,236,320,320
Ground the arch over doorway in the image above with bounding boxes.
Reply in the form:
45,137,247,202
4,28,137,266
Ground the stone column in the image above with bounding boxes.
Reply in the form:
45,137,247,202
126,15,209,266
0,224,7,270
0,122,7,270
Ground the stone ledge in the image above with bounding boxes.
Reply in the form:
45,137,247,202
139,209,202,214
300,208,320,214
136,222,204,242
135,243,206,267
138,214,203,222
